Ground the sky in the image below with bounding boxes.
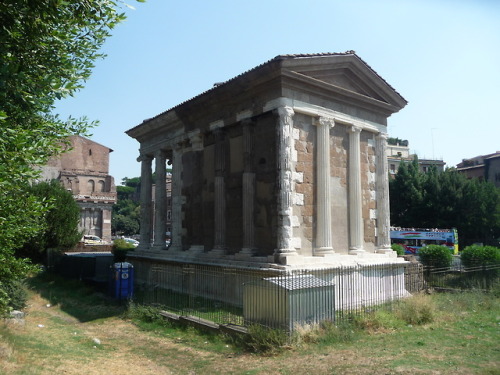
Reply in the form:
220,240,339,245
54,0,500,185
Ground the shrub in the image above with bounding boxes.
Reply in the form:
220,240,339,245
461,245,500,267
391,243,405,256
418,245,453,268
112,239,135,262
0,280,28,314
395,294,435,325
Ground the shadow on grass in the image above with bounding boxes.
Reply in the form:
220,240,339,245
27,272,127,323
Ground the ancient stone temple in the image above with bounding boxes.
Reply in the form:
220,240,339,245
126,52,407,269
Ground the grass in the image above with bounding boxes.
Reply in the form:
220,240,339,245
1,273,499,374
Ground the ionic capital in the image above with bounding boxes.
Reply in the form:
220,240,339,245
349,125,362,134
314,117,335,128
137,154,153,163
376,132,388,141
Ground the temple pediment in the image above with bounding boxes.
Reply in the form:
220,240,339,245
279,53,407,112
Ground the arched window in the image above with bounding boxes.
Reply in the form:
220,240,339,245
97,180,105,192
87,179,95,193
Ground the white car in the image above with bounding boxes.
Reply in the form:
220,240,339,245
123,238,139,247
83,235,103,245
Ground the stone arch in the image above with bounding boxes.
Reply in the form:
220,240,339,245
87,179,95,193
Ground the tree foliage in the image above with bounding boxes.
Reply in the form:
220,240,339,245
113,178,142,235
390,160,500,247
16,181,82,263
0,0,137,313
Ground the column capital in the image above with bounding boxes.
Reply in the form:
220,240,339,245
349,125,362,134
137,154,153,162
188,130,203,151
376,132,389,141
314,116,335,128
276,106,295,122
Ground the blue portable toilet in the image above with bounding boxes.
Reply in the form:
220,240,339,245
111,262,134,299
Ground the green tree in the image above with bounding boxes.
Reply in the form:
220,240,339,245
389,157,425,227
112,214,140,236
390,160,500,247
16,181,82,264
0,0,141,313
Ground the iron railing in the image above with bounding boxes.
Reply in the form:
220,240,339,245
133,260,499,330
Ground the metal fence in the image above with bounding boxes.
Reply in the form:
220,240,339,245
133,260,499,331
418,262,500,292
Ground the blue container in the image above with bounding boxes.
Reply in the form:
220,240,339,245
111,262,134,299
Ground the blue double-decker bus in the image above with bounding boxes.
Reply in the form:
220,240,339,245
390,227,458,255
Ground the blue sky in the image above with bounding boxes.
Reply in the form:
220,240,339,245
54,0,500,184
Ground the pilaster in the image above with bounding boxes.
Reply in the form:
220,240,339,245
153,150,167,250
348,125,365,254
211,127,227,255
170,144,184,252
240,120,257,256
375,132,393,254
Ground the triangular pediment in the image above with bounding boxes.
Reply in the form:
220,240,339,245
297,68,386,101
279,54,407,111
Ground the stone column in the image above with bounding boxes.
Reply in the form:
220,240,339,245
348,125,365,254
375,132,393,253
211,127,226,255
170,144,183,252
274,106,297,262
138,154,153,250
240,120,256,255
153,149,167,249
314,117,335,255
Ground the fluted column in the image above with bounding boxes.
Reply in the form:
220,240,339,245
211,127,226,255
240,120,256,255
153,150,167,249
375,132,393,253
348,125,365,253
274,106,297,261
314,117,335,255
138,154,153,250
170,144,183,252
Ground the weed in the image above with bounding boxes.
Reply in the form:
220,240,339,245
231,324,290,355
394,293,435,325
353,309,405,332
317,320,359,345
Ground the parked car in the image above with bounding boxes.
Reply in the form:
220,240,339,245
83,235,103,245
123,238,139,247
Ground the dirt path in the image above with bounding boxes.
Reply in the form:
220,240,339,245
2,291,493,375
1,291,396,375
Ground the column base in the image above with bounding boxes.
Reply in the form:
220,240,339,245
235,248,257,259
274,249,298,264
349,248,366,255
209,247,226,257
376,246,395,255
314,247,335,256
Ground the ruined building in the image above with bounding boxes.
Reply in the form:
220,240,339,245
40,135,117,242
